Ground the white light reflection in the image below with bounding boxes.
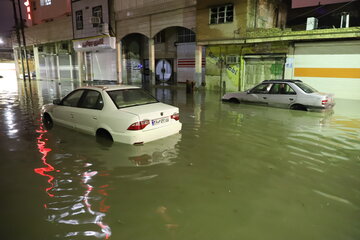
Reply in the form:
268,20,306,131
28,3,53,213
82,170,112,239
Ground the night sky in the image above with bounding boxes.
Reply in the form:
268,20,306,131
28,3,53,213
0,0,15,36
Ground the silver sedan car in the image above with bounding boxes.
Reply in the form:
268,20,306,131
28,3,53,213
222,80,335,111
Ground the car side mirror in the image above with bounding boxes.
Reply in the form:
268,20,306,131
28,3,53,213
53,99,61,105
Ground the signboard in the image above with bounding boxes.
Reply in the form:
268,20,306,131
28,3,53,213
73,36,116,52
24,0,31,20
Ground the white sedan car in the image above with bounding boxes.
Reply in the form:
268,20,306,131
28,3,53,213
41,85,182,145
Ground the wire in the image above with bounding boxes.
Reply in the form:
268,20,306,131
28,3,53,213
317,0,358,19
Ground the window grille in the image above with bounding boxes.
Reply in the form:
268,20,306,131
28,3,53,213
210,4,234,24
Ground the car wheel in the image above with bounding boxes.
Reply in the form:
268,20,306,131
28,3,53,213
96,128,114,145
291,104,307,111
229,98,240,103
42,113,53,129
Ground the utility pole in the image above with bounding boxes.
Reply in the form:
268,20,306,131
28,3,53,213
16,0,31,81
11,0,26,81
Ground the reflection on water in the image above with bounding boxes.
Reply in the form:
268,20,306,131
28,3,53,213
0,77,359,240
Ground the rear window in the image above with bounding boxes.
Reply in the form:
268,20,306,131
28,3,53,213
107,89,158,109
295,82,318,93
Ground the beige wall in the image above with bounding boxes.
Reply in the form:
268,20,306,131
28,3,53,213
31,0,71,25
196,0,248,42
115,0,196,39
24,16,73,45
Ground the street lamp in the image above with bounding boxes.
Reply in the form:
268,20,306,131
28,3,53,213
0,38,4,45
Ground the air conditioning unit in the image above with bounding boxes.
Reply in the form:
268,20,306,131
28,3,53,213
226,55,240,64
340,12,350,28
100,23,109,35
90,17,101,24
306,17,318,30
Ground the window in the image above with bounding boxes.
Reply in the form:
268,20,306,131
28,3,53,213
269,83,296,95
32,1,36,11
79,90,103,110
107,89,158,109
76,10,83,30
62,90,84,107
92,6,103,28
210,4,233,24
155,31,165,44
250,83,272,94
177,28,195,43
295,82,318,94
40,0,51,6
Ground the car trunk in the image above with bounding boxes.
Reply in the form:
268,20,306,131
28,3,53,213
120,103,178,131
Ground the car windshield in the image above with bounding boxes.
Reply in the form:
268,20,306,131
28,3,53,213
295,82,318,93
107,89,158,109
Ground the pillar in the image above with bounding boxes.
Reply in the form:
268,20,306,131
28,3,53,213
194,45,203,88
33,46,40,80
77,51,84,83
148,38,155,85
116,41,123,84
56,44,61,80
69,53,74,81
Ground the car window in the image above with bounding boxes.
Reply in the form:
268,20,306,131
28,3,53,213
295,82,318,93
269,83,296,95
249,83,272,94
107,89,158,109
79,90,103,110
61,90,85,107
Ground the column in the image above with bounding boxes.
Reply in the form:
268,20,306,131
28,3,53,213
194,45,203,88
55,44,61,80
33,46,40,80
148,38,155,85
116,41,123,84
69,53,74,81
77,51,84,83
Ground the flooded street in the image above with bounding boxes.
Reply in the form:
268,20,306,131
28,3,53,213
1,75,360,240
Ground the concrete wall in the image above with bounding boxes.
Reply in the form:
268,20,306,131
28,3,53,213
197,0,248,42
30,0,71,25
72,0,110,39
24,16,73,45
115,0,196,39
286,40,360,100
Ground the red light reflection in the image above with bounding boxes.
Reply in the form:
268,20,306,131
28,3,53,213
34,124,56,197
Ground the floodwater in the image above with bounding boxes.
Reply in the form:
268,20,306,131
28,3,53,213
1,74,360,240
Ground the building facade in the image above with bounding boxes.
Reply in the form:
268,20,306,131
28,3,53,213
196,0,360,100
15,0,75,81
72,0,117,82
114,0,205,86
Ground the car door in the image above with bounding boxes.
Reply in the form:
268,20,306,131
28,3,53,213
267,83,297,108
74,90,104,134
52,89,85,128
245,83,272,105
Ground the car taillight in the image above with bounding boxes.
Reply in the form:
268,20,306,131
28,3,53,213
171,113,180,121
321,99,328,105
127,120,150,131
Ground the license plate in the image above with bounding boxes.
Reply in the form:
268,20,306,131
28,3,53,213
151,117,169,126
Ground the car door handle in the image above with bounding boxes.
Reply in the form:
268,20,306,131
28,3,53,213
263,97,267,99
93,116,97,120
289,98,294,101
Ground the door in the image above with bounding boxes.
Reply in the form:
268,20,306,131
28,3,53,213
74,90,103,134
245,82,272,105
267,83,297,108
243,56,285,91
52,89,85,128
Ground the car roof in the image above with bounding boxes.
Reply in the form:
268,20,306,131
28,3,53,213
262,79,302,83
79,85,141,91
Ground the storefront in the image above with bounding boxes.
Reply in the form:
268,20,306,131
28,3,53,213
73,36,117,81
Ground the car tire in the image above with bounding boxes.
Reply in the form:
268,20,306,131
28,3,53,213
42,113,53,129
291,104,307,111
229,98,240,103
96,128,114,143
